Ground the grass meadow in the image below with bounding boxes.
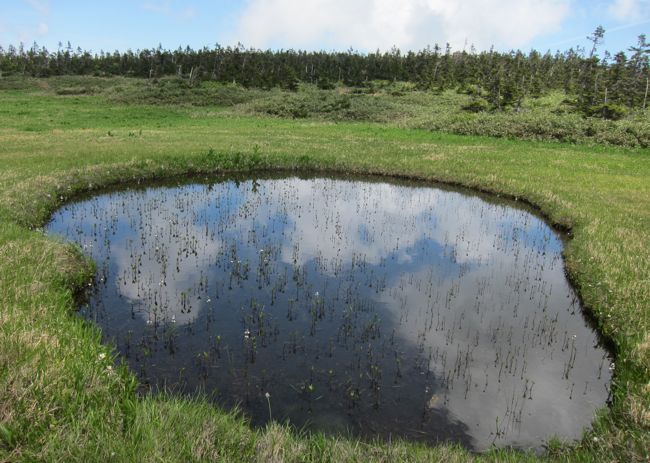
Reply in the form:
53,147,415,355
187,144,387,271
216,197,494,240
0,77,648,462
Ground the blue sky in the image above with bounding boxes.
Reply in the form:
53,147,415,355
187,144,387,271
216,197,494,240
1,0,649,55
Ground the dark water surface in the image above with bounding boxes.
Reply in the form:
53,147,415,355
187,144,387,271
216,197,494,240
46,174,611,451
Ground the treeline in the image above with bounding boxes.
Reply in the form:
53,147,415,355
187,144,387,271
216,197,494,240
1,28,648,114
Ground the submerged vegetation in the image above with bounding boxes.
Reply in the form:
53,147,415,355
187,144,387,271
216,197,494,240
0,71,648,462
46,175,611,451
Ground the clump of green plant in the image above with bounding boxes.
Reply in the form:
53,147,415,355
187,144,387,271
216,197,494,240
55,86,95,95
316,77,336,90
586,103,628,120
105,77,262,107
461,97,489,113
238,87,400,121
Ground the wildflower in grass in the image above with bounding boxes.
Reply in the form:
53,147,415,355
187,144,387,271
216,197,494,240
265,392,272,420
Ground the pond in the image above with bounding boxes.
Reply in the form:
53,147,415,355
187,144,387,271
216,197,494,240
46,173,611,452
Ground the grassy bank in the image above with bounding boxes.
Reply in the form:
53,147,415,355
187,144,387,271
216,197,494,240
0,79,649,462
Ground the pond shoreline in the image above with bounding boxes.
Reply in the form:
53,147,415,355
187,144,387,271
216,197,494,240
1,89,647,461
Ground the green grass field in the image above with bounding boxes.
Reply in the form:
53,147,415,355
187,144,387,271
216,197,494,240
0,77,649,462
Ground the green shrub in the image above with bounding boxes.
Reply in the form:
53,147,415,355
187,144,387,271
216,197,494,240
106,78,260,107
457,84,485,97
461,98,489,113
55,87,92,95
586,103,628,120
316,77,335,90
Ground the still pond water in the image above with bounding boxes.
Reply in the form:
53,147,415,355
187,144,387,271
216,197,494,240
46,174,611,451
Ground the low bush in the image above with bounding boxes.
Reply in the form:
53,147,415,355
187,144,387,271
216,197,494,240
586,103,628,120
461,97,489,113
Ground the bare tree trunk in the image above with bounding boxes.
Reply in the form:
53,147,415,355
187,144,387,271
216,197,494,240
644,77,649,110
604,87,608,104
189,66,199,87
431,62,440,88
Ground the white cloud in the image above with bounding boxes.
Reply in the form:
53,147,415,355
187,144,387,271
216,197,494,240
23,0,49,16
11,0,50,45
235,0,570,51
608,0,650,20
12,22,49,45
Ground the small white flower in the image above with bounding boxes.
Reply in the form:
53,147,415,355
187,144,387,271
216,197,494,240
265,392,270,399
98,353,106,360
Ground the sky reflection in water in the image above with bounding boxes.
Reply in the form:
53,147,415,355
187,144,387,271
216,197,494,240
46,174,611,451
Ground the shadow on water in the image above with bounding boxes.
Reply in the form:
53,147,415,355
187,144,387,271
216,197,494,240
46,172,611,452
